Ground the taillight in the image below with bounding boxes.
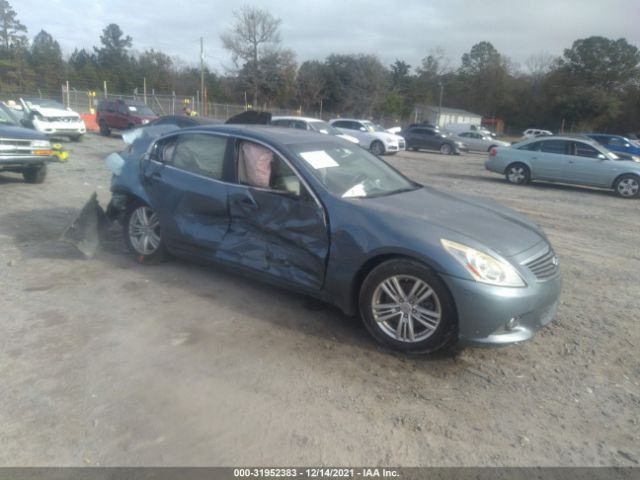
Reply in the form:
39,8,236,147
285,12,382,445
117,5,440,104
489,148,497,157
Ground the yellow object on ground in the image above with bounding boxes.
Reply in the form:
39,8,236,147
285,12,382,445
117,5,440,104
52,144,69,163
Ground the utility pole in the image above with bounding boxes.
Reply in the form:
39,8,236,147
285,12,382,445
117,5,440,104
438,82,444,127
200,37,205,115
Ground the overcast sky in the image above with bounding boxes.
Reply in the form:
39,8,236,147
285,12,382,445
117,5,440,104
15,0,640,74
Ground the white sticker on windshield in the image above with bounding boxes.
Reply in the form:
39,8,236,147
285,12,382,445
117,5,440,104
128,106,137,112
342,183,367,198
300,150,339,169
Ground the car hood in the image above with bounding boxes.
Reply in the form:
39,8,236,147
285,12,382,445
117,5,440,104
32,107,79,118
0,125,48,140
354,186,545,257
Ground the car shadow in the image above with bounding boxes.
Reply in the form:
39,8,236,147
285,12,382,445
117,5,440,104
0,173,26,184
1,207,461,370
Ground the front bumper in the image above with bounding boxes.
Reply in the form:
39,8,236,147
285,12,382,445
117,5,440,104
441,270,561,346
0,155,57,167
33,118,86,136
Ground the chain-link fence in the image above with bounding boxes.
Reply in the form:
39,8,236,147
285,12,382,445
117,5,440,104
4,83,348,123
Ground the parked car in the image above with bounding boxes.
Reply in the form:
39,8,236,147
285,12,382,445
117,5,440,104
584,134,640,159
101,124,561,353
453,131,510,152
523,128,553,138
444,123,494,137
329,118,405,155
271,116,359,144
0,102,56,183
19,97,86,141
403,126,468,155
96,99,158,136
485,136,640,198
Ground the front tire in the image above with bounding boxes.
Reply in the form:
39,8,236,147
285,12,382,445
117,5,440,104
614,174,640,198
359,259,457,354
370,140,385,156
124,202,167,264
505,163,530,185
22,164,47,184
99,120,111,137
439,143,453,155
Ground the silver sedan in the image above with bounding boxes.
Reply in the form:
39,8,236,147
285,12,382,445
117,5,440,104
485,136,640,198
453,131,510,152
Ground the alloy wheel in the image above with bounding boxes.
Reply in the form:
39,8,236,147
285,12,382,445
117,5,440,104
128,206,161,255
371,275,442,343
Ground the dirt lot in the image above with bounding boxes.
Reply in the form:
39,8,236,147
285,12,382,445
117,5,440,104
0,134,638,466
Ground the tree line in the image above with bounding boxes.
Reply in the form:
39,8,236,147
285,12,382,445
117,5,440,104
1,1,639,134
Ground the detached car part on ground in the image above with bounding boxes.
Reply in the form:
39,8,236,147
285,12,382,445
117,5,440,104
0,102,58,183
19,97,86,141
486,136,640,198
82,124,561,354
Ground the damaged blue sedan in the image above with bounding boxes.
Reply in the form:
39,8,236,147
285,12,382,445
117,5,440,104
104,125,561,353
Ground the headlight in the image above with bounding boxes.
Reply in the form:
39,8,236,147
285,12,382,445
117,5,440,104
142,119,149,125
31,140,51,148
441,239,526,287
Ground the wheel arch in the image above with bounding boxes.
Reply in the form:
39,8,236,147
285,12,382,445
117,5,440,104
611,172,640,189
348,252,457,319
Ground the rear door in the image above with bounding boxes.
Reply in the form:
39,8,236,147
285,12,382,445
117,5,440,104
527,139,571,180
140,132,232,257
219,138,329,291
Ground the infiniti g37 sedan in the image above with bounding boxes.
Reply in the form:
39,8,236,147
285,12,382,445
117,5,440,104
105,125,561,353
485,136,640,198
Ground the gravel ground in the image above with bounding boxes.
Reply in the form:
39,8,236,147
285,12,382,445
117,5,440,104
0,134,638,466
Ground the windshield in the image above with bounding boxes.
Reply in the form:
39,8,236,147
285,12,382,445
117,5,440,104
308,121,342,136
0,103,20,126
23,98,66,110
360,121,386,133
128,104,156,116
292,143,418,198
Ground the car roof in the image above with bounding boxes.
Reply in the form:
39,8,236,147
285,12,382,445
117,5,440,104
330,118,370,123
519,135,602,146
272,116,326,123
178,124,347,147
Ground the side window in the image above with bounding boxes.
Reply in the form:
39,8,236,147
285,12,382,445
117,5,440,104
332,121,347,129
117,102,127,115
106,101,116,112
293,121,307,130
237,141,301,196
518,141,541,151
271,119,289,127
459,132,470,138
169,133,227,180
424,129,436,136
574,142,601,158
608,137,625,147
540,140,569,155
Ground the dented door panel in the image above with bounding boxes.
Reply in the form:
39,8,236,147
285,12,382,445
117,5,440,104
219,185,329,290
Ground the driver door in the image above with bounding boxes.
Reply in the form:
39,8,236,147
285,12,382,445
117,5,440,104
218,139,329,291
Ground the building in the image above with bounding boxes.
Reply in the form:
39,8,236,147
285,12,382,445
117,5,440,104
411,105,482,129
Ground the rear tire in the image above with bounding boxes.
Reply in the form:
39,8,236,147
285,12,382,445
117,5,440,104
359,259,457,354
123,202,168,264
22,164,47,184
614,174,640,198
99,120,111,137
505,163,530,185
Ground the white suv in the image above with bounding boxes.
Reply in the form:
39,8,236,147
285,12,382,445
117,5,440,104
329,118,405,155
20,97,86,141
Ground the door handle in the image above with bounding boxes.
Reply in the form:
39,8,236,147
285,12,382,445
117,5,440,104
237,196,258,210
530,156,537,160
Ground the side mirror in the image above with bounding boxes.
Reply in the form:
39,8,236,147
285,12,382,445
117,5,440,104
625,144,631,148
359,127,366,132
597,154,606,160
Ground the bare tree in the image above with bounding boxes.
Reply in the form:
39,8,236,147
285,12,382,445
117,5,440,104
524,52,555,82
221,6,282,107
